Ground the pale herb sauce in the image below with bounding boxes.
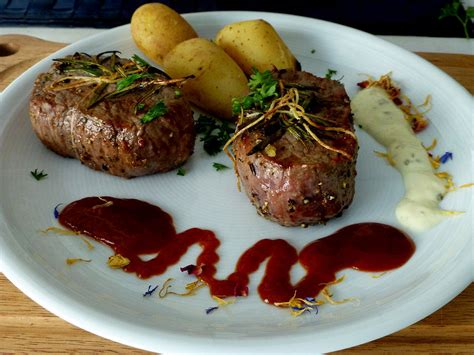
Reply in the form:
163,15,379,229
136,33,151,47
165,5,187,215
351,87,448,231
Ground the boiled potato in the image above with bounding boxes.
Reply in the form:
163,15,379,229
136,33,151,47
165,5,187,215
215,19,300,75
131,3,197,66
163,38,249,119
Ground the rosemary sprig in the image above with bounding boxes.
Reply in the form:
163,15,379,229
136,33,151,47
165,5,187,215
53,58,113,76
48,52,190,119
116,73,150,91
131,54,150,67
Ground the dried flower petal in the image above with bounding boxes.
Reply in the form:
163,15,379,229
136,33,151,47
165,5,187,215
107,254,130,269
41,227,80,236
374,151,395,166
358,73,430,133
321,288,358,305
143,284,159,297
92,197,113,210
81,237,95,250
212,295,235,306
158,278,206,298
439,152,453,164
66,258,91,265
53,203,63,219
371,272,388,279
274,290,323,317
205,306,219,314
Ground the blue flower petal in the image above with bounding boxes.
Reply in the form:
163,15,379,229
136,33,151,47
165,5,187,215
205,306,219,314
440,152,453,164
143,284,159,297
53,203,63,219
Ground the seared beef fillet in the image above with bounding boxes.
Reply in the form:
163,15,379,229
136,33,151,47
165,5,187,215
29,53,195,178
233,71,358,226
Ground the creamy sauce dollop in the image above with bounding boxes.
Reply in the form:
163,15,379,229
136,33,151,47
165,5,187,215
351,87,448,232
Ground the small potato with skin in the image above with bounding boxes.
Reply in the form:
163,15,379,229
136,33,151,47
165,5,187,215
131,3,197,66
215,19,300,75
163,38,249,119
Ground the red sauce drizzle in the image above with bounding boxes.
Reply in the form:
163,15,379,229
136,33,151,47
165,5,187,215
59,197,415,304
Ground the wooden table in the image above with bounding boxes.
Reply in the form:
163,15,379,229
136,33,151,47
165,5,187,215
1,36,473,353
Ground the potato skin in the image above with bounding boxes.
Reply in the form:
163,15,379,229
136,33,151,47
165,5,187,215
131,3,197,66
215,19,300,75
163,38,249,120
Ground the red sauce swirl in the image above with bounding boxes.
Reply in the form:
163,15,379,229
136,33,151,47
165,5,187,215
59,196,415,304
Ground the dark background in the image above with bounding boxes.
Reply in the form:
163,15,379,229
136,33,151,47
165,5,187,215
0,0,472,37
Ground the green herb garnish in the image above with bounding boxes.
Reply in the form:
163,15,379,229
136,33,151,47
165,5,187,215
212,162,230,171
174,89,182,98
116,73,149,91
141,101,168,124
136,103,145,111
131,54,150,67
195,115,235,155
50,52,190,110
439,0,474,39
53,57,111,77
223,70,357,161
325,69,337,80
31,169,48,181
177,167,186,176
232,69,278,114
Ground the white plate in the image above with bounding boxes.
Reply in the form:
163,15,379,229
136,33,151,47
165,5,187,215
0,11,472,353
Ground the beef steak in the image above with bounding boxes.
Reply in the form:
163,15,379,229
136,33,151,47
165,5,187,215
232,70,358,226
29,53,195,178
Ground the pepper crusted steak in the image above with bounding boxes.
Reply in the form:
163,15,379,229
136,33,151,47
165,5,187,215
29,52,195,178
231,70,358,226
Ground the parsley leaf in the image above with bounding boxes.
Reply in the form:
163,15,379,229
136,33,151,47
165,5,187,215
195,114,235,155
212,162,230,171
232,69,278,114
177,167,186,176
31,169,48,181
141,101,167,124
439,0,473,38
325,69,338,80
